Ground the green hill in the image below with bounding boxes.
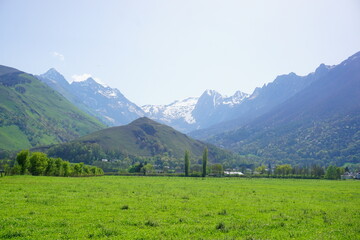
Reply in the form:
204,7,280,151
78,117,208,158
46,117,235,165
0,65,105,151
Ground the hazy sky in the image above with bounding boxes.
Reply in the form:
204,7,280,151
1,0,359,105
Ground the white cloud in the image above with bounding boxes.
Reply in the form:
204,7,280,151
51,51,65,61
71,73,92,82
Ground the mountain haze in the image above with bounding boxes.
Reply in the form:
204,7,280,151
207,51,360,166
190,64,333,139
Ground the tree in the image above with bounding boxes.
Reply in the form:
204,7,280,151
54,158,63,176
274,164,292,176
16,150,30,174
325,165,344,180
211,164,223,177
184,150,190,177
267,162,272,176
202,148,208,177
45,158,57,176
62,161,71,177
128,162,143,173
255,165,266,174
142,164,154,175
73,163,84,176
29,152,48,176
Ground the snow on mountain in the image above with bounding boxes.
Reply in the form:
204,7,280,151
38,69,144,126
70,78,145,125
198,89,249,107
39,68,252,132
143,97,198,124
142,90,249,132
223,91,249,105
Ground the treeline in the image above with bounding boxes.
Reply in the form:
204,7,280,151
1,150,103,177
46,142,255,173
254,164,349,180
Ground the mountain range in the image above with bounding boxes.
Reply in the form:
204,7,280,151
1,51,359,168
38,69,144,126
38,69,253,133
37,62,334,136
204,52,360,166
142,90,249,132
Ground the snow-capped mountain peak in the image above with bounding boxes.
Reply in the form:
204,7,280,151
223,91,249,105
143,90,249,132
38,69,144,126
142,97,198,125
40,68,68,85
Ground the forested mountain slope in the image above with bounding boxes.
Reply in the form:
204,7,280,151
0,65,105,150
208,52,360,166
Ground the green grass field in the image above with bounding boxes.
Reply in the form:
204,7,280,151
0,176,359,239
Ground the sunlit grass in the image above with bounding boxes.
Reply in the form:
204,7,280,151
0,176,359,239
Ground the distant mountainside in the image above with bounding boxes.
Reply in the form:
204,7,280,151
190,64,332,139
0,65,105,151
146,59,331,137
142,97,198,132
38,69,144,126
47,117,234,164
142,90,249,132
206,51,360,166
37,69,105,123
39,69,252,133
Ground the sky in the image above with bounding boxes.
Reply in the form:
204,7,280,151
0,0,360,106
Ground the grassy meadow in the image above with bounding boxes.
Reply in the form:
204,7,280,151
0,176,359,239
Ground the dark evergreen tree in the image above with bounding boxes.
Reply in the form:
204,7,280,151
184,150,190,177
267,162,272,176
202,148,208,177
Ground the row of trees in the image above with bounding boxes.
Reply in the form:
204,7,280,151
123,148,349,180
254,163,347,179
13,150,103,177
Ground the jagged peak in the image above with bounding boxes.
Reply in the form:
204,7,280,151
47,67,57,72
40,68,69,84
72,77,108,88
204,89,221,96
233,90,249,97
84,77,97,84
42,68,63,77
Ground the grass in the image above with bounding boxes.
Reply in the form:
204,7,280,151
77,117,211,160
0,176,359,239
0,126,31,150
0,71,105,150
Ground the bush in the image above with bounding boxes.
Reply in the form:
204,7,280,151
11,150,104,177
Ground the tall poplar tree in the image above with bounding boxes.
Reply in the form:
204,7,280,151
202,147,208,177
184,150,190,177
